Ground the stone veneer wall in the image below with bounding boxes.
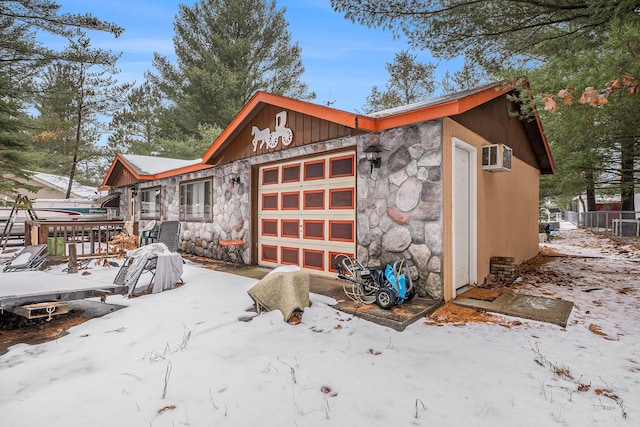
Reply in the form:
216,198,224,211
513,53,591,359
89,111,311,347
356,120,444,300
180,137,361,263
114,120,444,300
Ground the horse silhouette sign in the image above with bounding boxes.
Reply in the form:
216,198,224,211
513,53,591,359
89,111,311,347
251,111,293,152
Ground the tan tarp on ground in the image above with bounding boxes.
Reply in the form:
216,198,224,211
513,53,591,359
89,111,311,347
247,266,310,321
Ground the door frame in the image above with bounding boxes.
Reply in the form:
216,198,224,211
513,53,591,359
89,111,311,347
451,137,478,299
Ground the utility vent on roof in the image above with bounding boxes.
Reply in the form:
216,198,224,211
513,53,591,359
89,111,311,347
482,144,512,172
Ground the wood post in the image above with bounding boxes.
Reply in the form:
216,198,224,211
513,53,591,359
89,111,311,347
67,243,78,274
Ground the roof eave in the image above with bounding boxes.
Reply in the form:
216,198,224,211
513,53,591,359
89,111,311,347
201,92,375,164
102,155,211,188
374,83,511,130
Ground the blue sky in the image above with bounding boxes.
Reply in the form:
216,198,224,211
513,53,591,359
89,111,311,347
49,0,461,112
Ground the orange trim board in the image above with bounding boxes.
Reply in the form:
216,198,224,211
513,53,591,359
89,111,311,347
104,81,552,185
201,84,525,165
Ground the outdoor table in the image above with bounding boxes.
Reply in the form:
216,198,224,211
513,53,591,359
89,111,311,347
219,239,246,269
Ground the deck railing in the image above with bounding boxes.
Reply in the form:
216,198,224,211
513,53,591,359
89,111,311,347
25,220,132,259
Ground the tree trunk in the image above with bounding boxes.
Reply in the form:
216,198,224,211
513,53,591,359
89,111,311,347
585,170,596,211
620,139,635,212
66,153,78,199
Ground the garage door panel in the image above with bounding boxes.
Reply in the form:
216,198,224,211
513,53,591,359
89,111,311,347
258,151,355,276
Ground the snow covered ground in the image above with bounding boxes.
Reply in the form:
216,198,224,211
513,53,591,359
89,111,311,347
0,222,638,426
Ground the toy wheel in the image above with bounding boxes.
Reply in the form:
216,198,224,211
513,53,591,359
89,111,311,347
406,287,417,301
376,288,396,310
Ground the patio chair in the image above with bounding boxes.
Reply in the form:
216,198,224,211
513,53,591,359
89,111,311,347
139,220,159,246
2,244,49,272
114,221,182,296
155,221,181,253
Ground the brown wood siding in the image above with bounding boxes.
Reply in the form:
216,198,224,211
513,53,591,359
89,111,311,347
108,163,139,188
210,105,353,166
450,95,540,170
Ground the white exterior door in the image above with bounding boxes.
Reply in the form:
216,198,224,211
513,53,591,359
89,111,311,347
257,151,356,277
452,138,477,297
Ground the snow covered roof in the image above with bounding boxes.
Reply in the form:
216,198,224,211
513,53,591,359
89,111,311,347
120,154,202,175
32,172,100,200
366,82,502,119
101,154,211,189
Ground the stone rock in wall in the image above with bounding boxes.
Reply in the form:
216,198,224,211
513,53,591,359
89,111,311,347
424,222,442,255
375,198,386,216
408,143,425,160
406,160,418,177
413,202,441,221
428,255,441,273
368,210,380,228
380,127,406,152
420,121,441,150
417,167,429,181
418,149,441,168
421,181,442,202
381,226,412,252
408,243,431,270
396,178,422,212
357,216,371,246
369,237,382,258
356,245,369,266
389,169,408,187
426,273,443,299
386,207,410,226
357,198,367,213
378,214,393,233
374,179,390,199
428,167,441,182
408,219,425,243
357,158,372,177
388,146,411,173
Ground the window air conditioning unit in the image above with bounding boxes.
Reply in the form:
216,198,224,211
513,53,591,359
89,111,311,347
482,144,512,172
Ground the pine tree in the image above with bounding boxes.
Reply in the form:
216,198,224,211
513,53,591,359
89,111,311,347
333,0,640,211
29,31,130,194
107,81,163,156
0,0,123,193
147,0,315,141
363,50,437,112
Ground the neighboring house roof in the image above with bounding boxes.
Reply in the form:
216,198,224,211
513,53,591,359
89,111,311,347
101,154,210,189
32,172,100,199
200,81,554,173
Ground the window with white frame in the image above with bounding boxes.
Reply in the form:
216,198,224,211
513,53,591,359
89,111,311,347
141,187,161,219
180,179,212,221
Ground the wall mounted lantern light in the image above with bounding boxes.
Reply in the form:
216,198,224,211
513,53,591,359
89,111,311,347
228,173,241,186
364,145,382,173
130,185,138,197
